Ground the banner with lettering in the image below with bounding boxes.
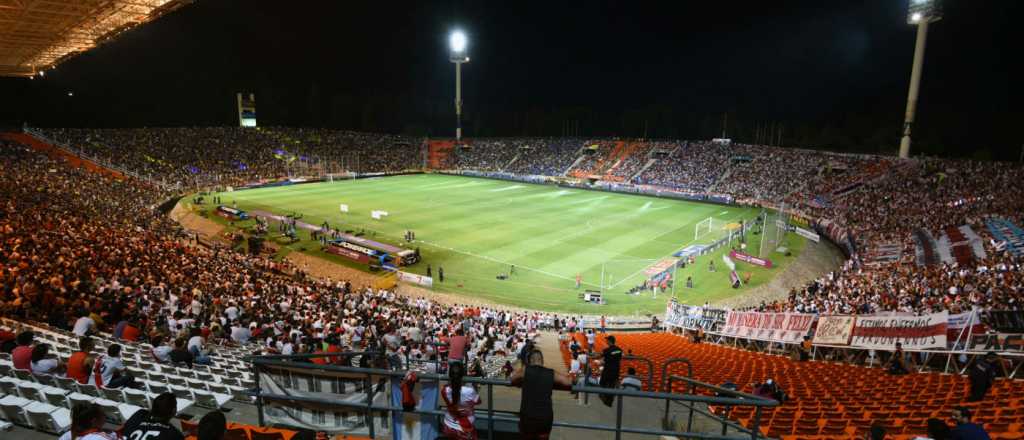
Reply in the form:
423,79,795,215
795,226,821,243
664,300,727,331
813,315,856,345
720,311,816,343
728,250,773,268
849,311,948,350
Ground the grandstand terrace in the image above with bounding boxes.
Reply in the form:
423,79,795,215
2,1,1024,439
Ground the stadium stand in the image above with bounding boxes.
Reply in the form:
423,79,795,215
2,128,1024,438
562,332,1024,439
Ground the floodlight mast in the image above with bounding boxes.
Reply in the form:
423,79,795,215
449,30,470,142
899,0,942,159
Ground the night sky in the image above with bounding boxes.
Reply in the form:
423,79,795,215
1,0,1021,159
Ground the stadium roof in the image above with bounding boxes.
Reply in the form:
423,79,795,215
0,0,192,77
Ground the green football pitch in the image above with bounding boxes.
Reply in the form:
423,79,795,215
206,174,805,315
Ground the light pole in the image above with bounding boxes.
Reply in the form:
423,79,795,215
899,0,942,159
449,30,470,142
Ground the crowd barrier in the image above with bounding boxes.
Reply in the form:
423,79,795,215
248,353,778,440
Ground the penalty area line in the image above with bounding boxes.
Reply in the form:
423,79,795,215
415,238,601,289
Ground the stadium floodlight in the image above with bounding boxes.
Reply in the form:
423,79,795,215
899,0,942,159
448,29,470,141
450,31,467,54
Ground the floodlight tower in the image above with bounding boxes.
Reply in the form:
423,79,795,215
449,30,470,141
899,0,942,159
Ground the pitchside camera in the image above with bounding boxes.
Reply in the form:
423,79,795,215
908,0,942,24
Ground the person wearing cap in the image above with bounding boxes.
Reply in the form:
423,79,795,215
967,352,1007,402
590,334,623,407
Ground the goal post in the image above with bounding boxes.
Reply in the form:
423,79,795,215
695,217,716,241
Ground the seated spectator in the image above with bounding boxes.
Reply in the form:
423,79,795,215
11,331,34,370
197,410,227,440
123,393,183,440
951,406,991,440
30,343,64,375
92,343,138,389
170,338,194,367
151,336,173,363
59,403,113,440
620,367,642,391
67,337,96,384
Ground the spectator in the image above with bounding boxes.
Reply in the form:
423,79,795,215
11,331,34,370
59,403,112,440
440,362,480,440
30,343,63,375
510,350,573,440
197,410,227,440
966,352,1007,402
591,335,624,407
951,406,991,440
620,367,642,391
92,343,137,389
123,393,184,440
67,337,96,384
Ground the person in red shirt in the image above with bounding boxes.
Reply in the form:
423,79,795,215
67,337,96,384
11,331,35,370
121,324,140,342
448,328,469,366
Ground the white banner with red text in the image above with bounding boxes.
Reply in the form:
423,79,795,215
849,311,948,350
720,311,816,343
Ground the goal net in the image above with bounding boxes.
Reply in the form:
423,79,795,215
695,217,724,242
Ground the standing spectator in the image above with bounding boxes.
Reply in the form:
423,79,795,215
592,335,624,407
510,350,573,440
951,407,991,440
966,352,1007,402
448,328,468,366
440,362,480,440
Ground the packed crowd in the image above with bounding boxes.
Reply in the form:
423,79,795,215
504,137,583,176
41,127,423,190
757,159,1024,315
0,138,578,384
632,140,733,191
444,139,526,172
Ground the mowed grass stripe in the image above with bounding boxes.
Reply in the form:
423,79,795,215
222,174,777,314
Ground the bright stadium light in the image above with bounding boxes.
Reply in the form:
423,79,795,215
450,31,467,53
448,29,470,141
898,0,942,159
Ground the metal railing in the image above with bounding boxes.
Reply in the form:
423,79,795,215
248,353,778,440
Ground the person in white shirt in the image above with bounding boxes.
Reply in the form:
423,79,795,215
151,336,173,363
30,343,63,375
72,316,95,336
441,362,481,438
620,367,643,391
187,333,213,365
230,322,251,344
91,344,137,389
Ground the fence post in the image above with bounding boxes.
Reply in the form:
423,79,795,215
615,390,624,440
253,361,265,427
751,406,762,440
487,382,494,440
366,371,375,439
